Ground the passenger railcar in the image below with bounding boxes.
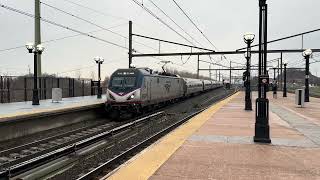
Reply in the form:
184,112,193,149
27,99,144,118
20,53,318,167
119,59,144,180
106,68,222,117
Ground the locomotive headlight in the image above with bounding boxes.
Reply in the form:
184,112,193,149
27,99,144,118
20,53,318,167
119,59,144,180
109,93,116,100
127,94,135,100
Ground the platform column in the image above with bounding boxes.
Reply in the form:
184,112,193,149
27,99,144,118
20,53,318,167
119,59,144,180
254,0,271,144
283,63,287,97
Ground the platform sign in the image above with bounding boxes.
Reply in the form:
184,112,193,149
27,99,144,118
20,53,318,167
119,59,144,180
52,88,62,102
259,75,269,85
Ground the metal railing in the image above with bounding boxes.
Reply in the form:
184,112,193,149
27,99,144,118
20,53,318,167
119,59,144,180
0,76,107,103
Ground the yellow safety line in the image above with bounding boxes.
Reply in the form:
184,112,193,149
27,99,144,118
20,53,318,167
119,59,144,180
107,92,239,180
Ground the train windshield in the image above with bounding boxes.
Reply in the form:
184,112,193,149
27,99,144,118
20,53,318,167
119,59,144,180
111,76,136,88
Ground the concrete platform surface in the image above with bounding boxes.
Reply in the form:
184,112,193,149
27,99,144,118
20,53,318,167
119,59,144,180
0,95,106,121
107,92,320,180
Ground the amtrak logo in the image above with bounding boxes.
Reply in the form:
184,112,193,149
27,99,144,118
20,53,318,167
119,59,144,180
118,92,124,96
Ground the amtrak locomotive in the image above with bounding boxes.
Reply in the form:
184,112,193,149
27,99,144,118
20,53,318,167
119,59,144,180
106,68,221,117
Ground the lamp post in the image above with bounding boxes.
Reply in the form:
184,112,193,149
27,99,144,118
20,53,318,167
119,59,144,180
254,0,271,144
272,67,277,99
94,56,104,99
283,63,287,97
303,49,312,102
25,43,45,105
243,32,255,111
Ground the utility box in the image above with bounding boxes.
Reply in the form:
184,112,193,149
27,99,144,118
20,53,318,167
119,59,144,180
52,88,62,103
295,89,305,107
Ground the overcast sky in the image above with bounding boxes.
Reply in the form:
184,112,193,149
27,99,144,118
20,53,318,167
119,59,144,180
0,0,319,80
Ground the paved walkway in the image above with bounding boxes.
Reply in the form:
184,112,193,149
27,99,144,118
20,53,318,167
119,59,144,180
107,91,320,180
0,95,106,120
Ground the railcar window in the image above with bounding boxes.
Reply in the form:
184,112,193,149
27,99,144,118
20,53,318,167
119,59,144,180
111,77,136,87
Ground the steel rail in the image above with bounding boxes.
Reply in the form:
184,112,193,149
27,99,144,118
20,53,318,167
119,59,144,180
0,112,164,178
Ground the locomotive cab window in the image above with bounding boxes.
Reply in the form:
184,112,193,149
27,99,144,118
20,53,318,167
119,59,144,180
111,76,136,88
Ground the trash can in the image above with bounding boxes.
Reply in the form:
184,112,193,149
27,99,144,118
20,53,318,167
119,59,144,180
295,89,305,107
52,88,62,103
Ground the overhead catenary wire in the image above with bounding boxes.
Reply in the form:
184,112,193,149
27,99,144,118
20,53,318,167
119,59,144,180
147,0,219,65
170,0,228,65
40,1,158,52
0,23,128,53
132,0,220,68
131,0,195,46
171,0,219,51
63,0,129,21
0,3,128,50
147,0,204,47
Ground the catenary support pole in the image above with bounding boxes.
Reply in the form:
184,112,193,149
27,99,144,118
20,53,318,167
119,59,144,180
35,0,41,76
129,21,133,68
197,55,200,79
280,53,283,89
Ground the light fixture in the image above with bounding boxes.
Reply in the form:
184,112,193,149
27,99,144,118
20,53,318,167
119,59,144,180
36,44,45,54
25,42,34,53
303,49,312,57
243,32,255,43
94,56,104,64
130,63,136,68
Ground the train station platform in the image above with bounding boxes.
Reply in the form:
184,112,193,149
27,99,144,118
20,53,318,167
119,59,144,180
0,95,106,121
108,91,320,180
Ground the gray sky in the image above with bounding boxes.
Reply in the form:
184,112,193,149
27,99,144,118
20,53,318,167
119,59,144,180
0,0,320,79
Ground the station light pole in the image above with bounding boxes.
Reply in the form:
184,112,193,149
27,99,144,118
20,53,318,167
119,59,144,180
272,67,277,98
303,49,312,102
25,43,45,105
283,63,287,97
243,32,255,111
254,0,271,144
94,56,104,99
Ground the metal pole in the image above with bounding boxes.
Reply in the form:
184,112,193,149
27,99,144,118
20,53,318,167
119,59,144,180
215,70,218,82
197,55,200,79
280,53,283,89
305,55,310,102
209,64,212,79
129,21,133,68
245,41,252,110
0,76,3,103
97,62,102,99
219,70,221,82
254,0,271,144
35,0,42,76
229,61,232,85
273,67,277,98
283,63,287,97
277,58,280,83
32,52,40,105
24,77,27,101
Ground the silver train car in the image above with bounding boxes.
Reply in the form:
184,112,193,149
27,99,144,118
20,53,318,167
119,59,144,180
106,68,221,116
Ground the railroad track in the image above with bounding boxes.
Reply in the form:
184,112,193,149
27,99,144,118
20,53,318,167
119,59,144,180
0,88,235,179
74,89,237,180
0,112,164,179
